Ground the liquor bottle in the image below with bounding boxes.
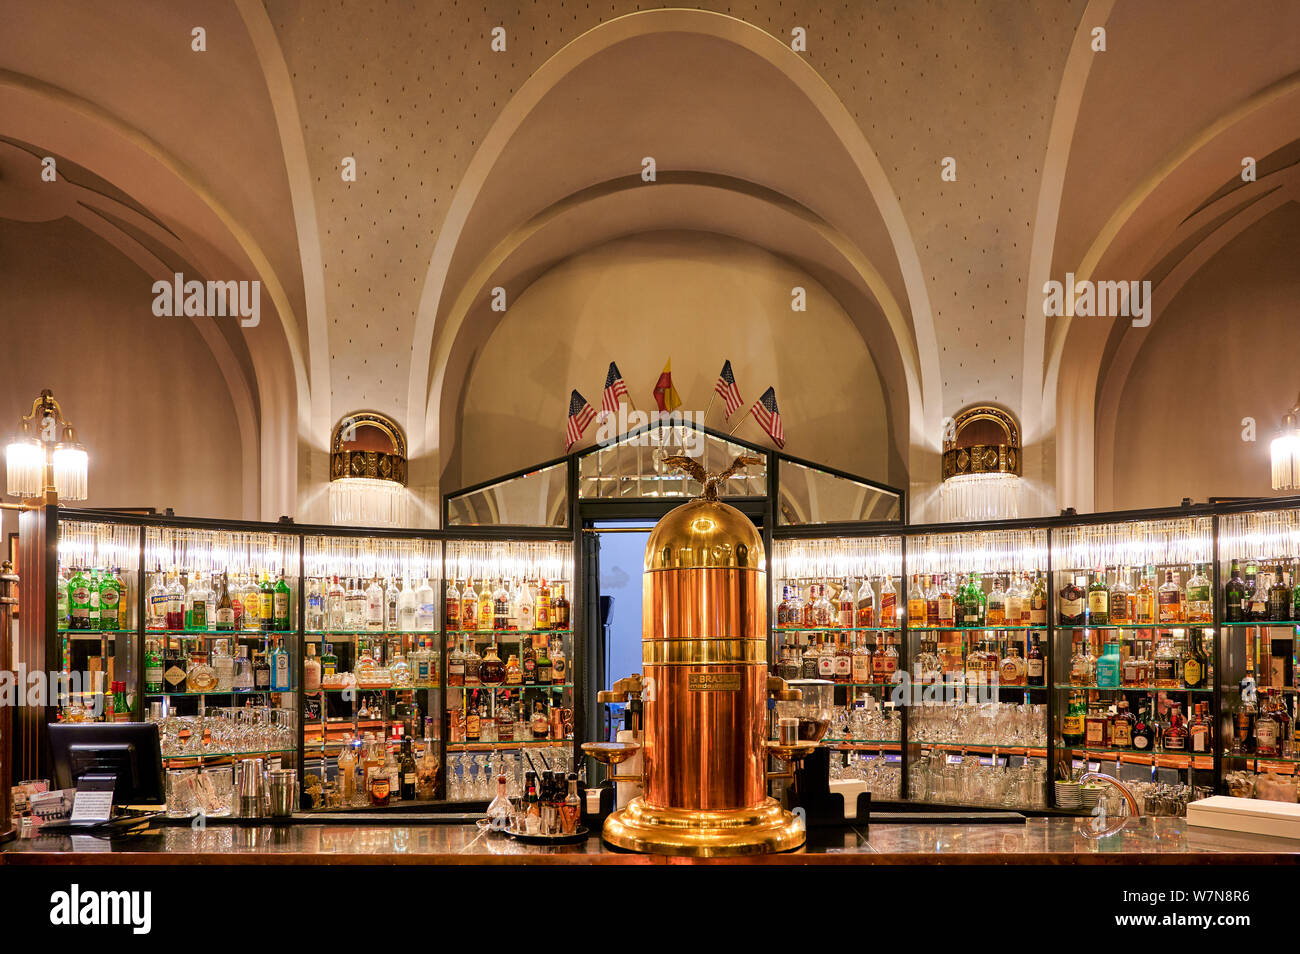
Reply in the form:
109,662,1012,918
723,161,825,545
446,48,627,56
258,573,275,632
878,576,898,627
145,570,167,631
924,575,940,627
524,772,541,833
1059,575,1086,626
999,643,1026,686
986,576,1007,627
304,643,321,691
1069,638,1095,686
1025,633,1044,686
1130,701,1156,752
235,646,256,690
1255,690,1283,757
414,577,436,631
399,738,418,802
476,580,494,632
1246,569,1270,621
1268,566,1292,622
938,575,956,628
98,570,121,632
464,638,482,686
384,577,399,631
550,636,568,683
447,637,466,687
211,639,235,690
56,569,70,628
270,637,291,690
514,580,535,631
166,571,185,630
553,583,571,630
1184,564,1211,624
326,576,345,629
320,642,338,680
1187,703,1209,753
1184,629,1208,689
561,773,582,834
1157,570,1183,624
505,653,522,685
493,580,510,631
522,635,537,684
305,577,324,631
879,636,899,683
1153,632,1180,688
1095,641,1121,688
1224,559,1247,622
535,635,553,684
273,572,292,631
831,634,850,684
444,580,461,632
1134,567,1156,625
186,649,218,693
1163,706,1187,751
255,649,272,691
851,633,872,684
530,701,550,739
144,639,163,693
1061,692,1085,746
838,581,857,629
215,573,235,631
397,579,417,631
1112,699,1134,748
536,578,552,630
480,641,505,686
162,638,187,692
855,578,876,628
1086,568,1110,626
1029,572,1048,626
1110,567,1133,625
907,575,926,628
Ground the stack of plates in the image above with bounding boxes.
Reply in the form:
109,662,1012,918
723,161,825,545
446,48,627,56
1080,785,1103,808
1055,780,1082,809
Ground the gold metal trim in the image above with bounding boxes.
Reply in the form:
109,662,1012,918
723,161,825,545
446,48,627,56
602,797,805,857
941,404,1022,479
329,411,408,486
642,638,766,665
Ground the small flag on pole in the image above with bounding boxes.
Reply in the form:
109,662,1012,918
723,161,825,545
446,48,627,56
602,361,629,414
747,386,785,449
566,389,597,450
713,359,743,419
652,358,682,413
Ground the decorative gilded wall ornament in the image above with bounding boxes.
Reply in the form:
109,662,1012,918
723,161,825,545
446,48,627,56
329,411,408,526
940,405,1022,521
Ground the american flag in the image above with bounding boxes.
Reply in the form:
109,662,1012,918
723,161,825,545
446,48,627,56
566,389,596,450
602,361,629,414
748,386,785,449
713,359,743,418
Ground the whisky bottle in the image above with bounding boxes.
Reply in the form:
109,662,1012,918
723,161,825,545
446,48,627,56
986,576,1007,626
1059,575,1086,626
1157,571,1183,624
493,581,510,631
1153,633,1180,688
399,739,418,801
535,636,553,684
1185,564,1212,623
460,578,479,630
851,633,872,684
1109,567,1132,624
1183,629,1208,689
1134,567,1156,624
553,583,571,629
550,637,568,683
1269,566,1292,622
939,575,956,627
1224,559,1247,622
536,578,552,630
1025,634,1044,686
1029,572,1047,626
878,576,898,627
1086,568,1110,626
855,578,876,628
215,573,236,631
907,575,926,628
1061,692,1085,747
444,580,461,631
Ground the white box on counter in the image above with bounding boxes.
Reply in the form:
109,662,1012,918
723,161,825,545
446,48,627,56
1186,795,1300,840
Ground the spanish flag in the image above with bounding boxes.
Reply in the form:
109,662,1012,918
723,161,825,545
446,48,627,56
652,358,682,412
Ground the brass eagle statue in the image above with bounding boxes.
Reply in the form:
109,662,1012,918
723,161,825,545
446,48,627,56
662,453,763,501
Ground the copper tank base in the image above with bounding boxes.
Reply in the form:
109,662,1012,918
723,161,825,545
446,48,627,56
602,796,805,857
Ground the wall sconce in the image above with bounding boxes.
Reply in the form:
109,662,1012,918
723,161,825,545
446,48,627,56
1270,392,1300,491
5,389,88,502
329,411,408,526
940,404,1021,521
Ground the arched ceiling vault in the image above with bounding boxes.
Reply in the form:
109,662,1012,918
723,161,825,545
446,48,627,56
409,8,940,499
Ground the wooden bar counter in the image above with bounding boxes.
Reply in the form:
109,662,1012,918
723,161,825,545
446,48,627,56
3,815,1299,864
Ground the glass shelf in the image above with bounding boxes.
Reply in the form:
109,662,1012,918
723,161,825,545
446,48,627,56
1052,683,1214,693
1062,745,1213,769
144,629,297,637
145,689,289,697
1222,752,1300,765
1221,620,1300,628
57,628,134,636
907,625,1048,633
912,742,1048,755
161,747,296,760
445,629,573,637
309,685,442,694
775,626,901,633
446,739,573,750
446,682,573,691
306,630,442,637
1056,623,1210,631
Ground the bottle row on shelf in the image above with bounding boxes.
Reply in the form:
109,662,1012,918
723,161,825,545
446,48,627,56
447,688,572,745
145,635,292,695
1060,693,1212,755
58,565,130,631
1066,629,1212,690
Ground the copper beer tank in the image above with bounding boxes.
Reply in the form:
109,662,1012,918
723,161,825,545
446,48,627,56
601,488,805,855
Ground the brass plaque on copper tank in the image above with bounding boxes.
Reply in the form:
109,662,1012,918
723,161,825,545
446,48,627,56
687,672,743,691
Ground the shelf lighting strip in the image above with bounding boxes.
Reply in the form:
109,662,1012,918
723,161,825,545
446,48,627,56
303,536,440,581
57,520,140,569
1051,517,1213,570
1218,509,1300,563
145,526,298,576
774,536,902,580
445,540,573,583
906,528,1048,576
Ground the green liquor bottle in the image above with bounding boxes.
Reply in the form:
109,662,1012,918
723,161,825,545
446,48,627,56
273,571,292,631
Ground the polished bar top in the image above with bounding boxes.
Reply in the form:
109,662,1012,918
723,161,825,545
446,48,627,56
4,815,1300,863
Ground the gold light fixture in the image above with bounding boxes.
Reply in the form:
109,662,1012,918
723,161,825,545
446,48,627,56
328,411,408,526
940,404,1021,522
1270,392,1300,491
5,389,88,502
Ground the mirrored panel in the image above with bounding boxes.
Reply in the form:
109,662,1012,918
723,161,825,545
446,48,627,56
578,426,766,499
447,462,568,528
777,460,901,525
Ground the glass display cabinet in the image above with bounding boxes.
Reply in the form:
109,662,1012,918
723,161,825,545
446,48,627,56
300,532,441,807
904,526,1050,809
140,524,300,779
1217,506,1300,799
1050,516,1218,807
55,517,142,725
772,536,904,799
443,538,575,803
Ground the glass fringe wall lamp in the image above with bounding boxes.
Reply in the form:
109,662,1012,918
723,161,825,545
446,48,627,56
5,389,88,502
1270,392,1300,491
939,405,1021,522
329,411,408,526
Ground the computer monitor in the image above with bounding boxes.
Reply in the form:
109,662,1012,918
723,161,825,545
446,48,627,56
49,722,166,808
